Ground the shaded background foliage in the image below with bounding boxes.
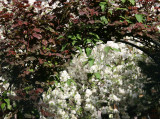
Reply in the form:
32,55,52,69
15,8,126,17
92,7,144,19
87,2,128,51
0,0,160,118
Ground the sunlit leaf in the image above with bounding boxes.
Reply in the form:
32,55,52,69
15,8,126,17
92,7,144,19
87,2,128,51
94,72,101,79
86,47,92,57
121,0,126,3
112,48,121,52
99,2,107,12
89,32,100,39
88,58,95,67
100,16,108,24
76,34,81,40
129,0,135,5
104,46,111,54
135,14,144,23
1,103,6,110
4,99,10,105
29,69,34,72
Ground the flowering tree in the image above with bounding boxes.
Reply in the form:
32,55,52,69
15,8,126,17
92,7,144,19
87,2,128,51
0,0,160,118
42,41,153,119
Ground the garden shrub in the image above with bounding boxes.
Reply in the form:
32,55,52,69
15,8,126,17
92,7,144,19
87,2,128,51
0,0,160,118
41,41,154,119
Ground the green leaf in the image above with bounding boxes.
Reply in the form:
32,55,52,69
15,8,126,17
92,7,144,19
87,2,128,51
28,69,34,72
129,0,135,5
86,39,92,44
135,14,143,23
94,72,101,79
112,48,121,52
126,20,132,23
4,99,10,105
2,91,7,97
4,99,11,110
104,46,111,54
82,61,88,66
61,43,68,51
120,16,126,19
24,86,32,91
106,64,111,67
100,16,108,24
121,0,126,3
89,32,100,39
85,48,92,57
76,46,82,54
76,34,81,40
1,103,6,110
88,58,95,67
54,80,58,86
67,79,75,86
108,10,113,15
67,79,72,86
7,105,12,110
68,35,76,40
157,25,160,32
72,40,77,45
116,8,127,11
57,35,64,39
99,2,107,12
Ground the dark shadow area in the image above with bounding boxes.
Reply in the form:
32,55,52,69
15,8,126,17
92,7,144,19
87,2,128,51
127,61,160,119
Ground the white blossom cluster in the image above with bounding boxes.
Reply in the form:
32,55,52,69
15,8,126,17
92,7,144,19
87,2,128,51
41,41,151,119
0,77,9,92
0,77,16,97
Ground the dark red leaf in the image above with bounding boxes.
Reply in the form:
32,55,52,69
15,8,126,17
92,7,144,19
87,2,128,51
23,30,27,34
41,109,50,117
49,38,55,43
12,24,19,28
49,81,54,85
36,88,43,93
23,21,28,25
8,51,16,55
55,53,64,58
49,23,54,26
64,55,71,58
79,10,85,15
18,20,23,25
88,20,94,24
42,40,48,46
30,95,37,100
137,32,143,36
38,58,43,64
23,71,30,75
48,52,52,56
64,50,69,54
27,13,33,17
33,28,41,33
48,16,56,20
40,50,44,55
32,33,42,39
